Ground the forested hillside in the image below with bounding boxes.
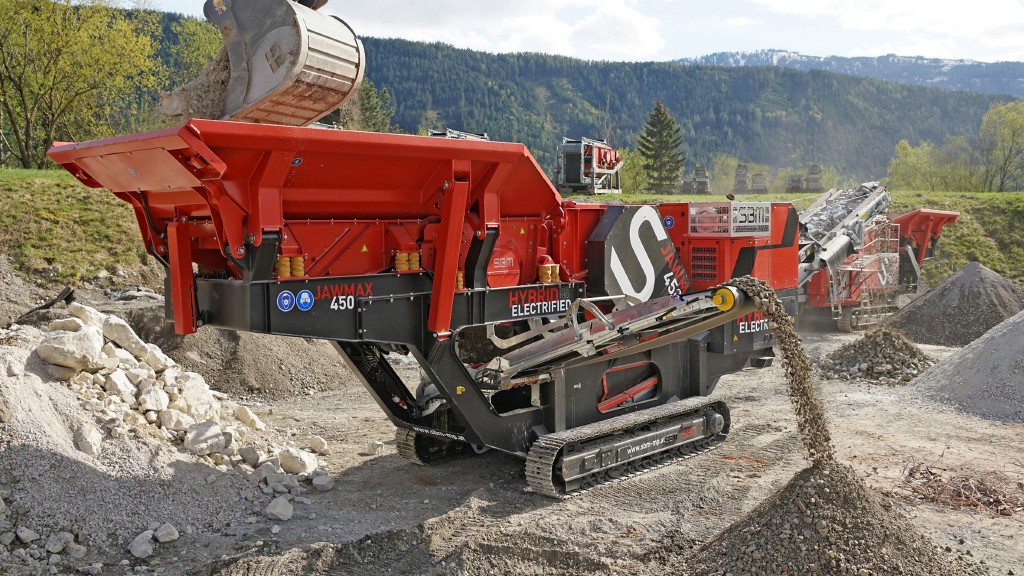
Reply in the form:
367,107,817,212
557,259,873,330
361,38,1008,175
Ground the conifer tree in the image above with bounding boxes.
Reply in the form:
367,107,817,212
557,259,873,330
636,100,686,194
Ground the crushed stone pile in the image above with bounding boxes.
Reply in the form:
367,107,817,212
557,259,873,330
915,308,1024,423
886,262,1024,346
686,462,988,576
820,328,933,385
0,303,336,573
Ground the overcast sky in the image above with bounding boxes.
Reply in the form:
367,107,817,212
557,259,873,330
156,0,1024,63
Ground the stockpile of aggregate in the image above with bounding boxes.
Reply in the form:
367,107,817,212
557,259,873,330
685,462,989,575
886,262,1024,346
820,329,933,385
915,308,1024,423
686,279,986,575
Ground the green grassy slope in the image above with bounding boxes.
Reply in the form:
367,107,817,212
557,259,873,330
0,169,160,287
2,170,1020,289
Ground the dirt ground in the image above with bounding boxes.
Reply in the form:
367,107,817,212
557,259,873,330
174,330,1022,576
2,259,1022,574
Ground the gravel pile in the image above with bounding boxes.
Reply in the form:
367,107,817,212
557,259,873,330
886,262,1024,346
915,308,1024,423
0,303,336,572
686,462,988,575
820,329,933,385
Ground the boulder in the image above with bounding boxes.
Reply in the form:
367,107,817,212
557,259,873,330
178,372,220,421
36,326,103,370
238,445,261,467
16,527,39,543
127,530,153,559
74,425,103,457
158,409,195,432
265,496,293,521
266,472,300,493
183,421,226,455
46,318,83,333
279,448,318,475
44,532,74,554
235,406,267,430
153,523,179,543
47,364,79,381
144,344,175,372
137,387,169,412
67,303,106,328
308,435,329,454
65,543,87,559
102,316,149,359
312,474,335,491
103,370,137,404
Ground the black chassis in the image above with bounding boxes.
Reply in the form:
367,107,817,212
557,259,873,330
190,272,774,457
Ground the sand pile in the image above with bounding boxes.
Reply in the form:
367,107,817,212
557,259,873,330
886,262,1024,346
915,308,1024,423
820,329,933,385
686,462,988,575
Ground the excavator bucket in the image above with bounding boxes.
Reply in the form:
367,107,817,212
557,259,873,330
200,0,364,125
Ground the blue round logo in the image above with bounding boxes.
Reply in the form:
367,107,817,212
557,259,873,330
277,290,295,312
296,289,314,311
663,215,675,230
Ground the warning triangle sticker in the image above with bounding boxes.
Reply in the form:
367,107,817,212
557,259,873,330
361,244,368,252
733,335,739,342
519,228,525,235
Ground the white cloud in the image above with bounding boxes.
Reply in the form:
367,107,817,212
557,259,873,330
323,0,665,60
748,0,1024,60
724,17,758,28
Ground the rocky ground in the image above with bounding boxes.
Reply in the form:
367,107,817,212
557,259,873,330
1,262,1023,575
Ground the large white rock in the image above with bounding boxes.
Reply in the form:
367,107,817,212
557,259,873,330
125,368,150,385
153,523,179,543
127,530,154,559
74,425,103,457
308,435,329,455
67,302,107,328
144,344,175,372
183,421,226,455
106,345,139,369
44,532,74,554
265,496,293,521
278,448,318,475
179,372,220,421
103,371,138,404
137,387,169,412
46,318,83,333
36,326,104,370
158,409,195,432
102,316,149,359
234,406,266,431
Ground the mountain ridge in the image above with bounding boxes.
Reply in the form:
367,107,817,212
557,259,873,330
679,49,1024,99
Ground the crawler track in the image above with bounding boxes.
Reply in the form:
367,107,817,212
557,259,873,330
525,397,730,498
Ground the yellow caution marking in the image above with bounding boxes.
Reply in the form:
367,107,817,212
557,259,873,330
361,244,368,252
